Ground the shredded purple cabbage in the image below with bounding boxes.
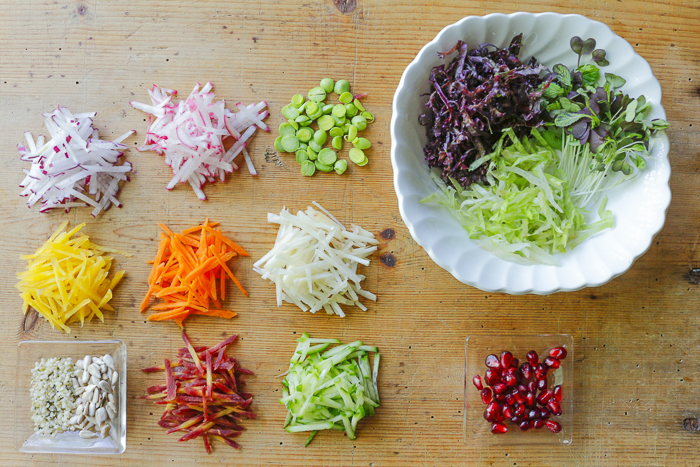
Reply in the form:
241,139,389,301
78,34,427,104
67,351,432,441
419,34,549,188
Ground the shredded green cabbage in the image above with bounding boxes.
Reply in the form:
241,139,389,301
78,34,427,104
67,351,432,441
423,129,613,265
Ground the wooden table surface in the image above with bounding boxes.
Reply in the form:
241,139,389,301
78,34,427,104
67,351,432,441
1,0,699,465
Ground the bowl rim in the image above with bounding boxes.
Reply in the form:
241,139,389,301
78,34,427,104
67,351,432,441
390,11,671,294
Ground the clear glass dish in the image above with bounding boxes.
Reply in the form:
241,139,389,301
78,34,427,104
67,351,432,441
464,334,573,445
14,339,127,454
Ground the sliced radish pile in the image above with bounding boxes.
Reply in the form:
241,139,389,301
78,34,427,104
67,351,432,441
18,106,134,217
253,203,378,317
130,82,268,200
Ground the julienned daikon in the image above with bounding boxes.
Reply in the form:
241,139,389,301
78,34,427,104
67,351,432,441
18,106,134,217
281,333,380,446
130,81,268,200
254,203,378,317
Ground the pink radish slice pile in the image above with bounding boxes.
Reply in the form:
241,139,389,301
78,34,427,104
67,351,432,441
130,82,268,200
18,106,134,217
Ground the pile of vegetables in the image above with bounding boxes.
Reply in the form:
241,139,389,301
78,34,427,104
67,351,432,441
253,203,378,317
142,332,254,453
421,35,668,265
18,106,134,217
141,220,248,326
281,333,380,446
16,222,126,333
131,82,268,199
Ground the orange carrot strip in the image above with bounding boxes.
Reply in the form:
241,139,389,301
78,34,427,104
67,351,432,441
148,307,190,321
209,246,248,297
202,226,248,257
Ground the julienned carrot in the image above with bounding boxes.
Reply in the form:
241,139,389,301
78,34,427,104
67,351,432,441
142,220,248,326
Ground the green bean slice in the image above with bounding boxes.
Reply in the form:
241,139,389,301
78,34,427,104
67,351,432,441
297,127,313,143
334,159,348,175
299,142,308,150
308,140,323,153
344,125,358,141
279,122,297,137
329,127,344,138
274,136,285,152
348,148,365,164
301,160,316,176
318,148,337,165
308,87,327,102
361,111,375,123
315,160,334,172
281,135,300,152
356,156,369,166
334,79,350,95
332,114,346,125
332,104,346,118
281,105,300,120
307,147,318,161
318,115,335,131
313,129,327,145
287,119,300,130
320,78,335,93
345,103,358,118
339,92,353,104
322,104,334,115
353,99,365,112
353,137,371,150
331,136,343,150
292,94,305,107
305,101,319,116
296,150,309,164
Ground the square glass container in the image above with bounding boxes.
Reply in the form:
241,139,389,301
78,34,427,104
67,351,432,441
464,334,573,445
14,340,127,454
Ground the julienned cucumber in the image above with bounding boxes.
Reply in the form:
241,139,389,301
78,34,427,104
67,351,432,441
281,332,380,446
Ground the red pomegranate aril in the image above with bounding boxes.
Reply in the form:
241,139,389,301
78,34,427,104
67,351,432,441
500,351,513,369
538,389,554,405
518,384,528,394
485,369,500,386
553,385,563,402
514,391,527,405
519,420,531,431
514,404,525,417
549,347,567,360
526,350,539,366
505,366,517,377
484,402,499,421
544,356,561,369
510,357,520,369
504,393,515,406
535,364,548,380
526,392,535,407
503,374,517,388
539,407,551,419
547,399,562,416
494,393,506,402
527,409,539,420
537,378,548,391
485,354,501,370
527,380,537,394
473,374,484,390
520,362,532,379
494,383,508,395
480,388,493,404
532,418,545,429
546,420,562,433
501,405,513,419
490,422,508,434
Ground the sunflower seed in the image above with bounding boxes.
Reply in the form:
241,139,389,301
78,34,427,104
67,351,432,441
79,429,97,439
103,354,115,370
101,423,111,438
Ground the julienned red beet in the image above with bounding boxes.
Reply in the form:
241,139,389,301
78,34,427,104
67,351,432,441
419,34,548,189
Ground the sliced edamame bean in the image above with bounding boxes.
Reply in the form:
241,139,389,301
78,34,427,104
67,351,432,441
353,99,365,112
297,127,313,143
309,140,323,153
320,78,335,93
331,136,343,150
279,122,297,137
356,156,368,166
318,115,335,131
315,160,334,172
334,159,348,175
295,115,310,124
299,142,308,150
282,105,300,120
296,150,309,164
344,125,358,141
292,94,305,107
305,101,319,116
308,87,327,102
322,104,334,115
332,104,346,118
301,160,316,176
307,108,323,121
287,119,300,130
341,122,351,134
307,147,318,161
318,148,337,166
334,79,350,95
353,137,371,150
361,111,374,122
348,148,365,164
339,92,353,104
329,127,343,138
313,129,327,145
332,115,346,125
281,135,300,152
345,103,358,118
274,136,285,152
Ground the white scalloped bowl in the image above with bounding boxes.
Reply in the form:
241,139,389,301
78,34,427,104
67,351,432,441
391,12,670,294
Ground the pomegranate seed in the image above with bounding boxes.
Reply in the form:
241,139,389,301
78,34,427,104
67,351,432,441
494,411,504,422
519,420,530,431
503,374,517,388
539,407,551,419
547,399,562,416
527,409,538,420
500,351,513,368
544,356,561,369
532,418,545,429
526,350,539,366
537,378,548,391
485,354,501,369
538,389,554,405
527,381,537,393
514,391,526,405
535,364,548,380
480,388,493,404
553,385,563,402
514,404,525,417
510,357,520,369
546,420,562,433
518,384,527,394
505,366,517,377
520,363,532,380
526,392,535,407
549,347,567,360
494,394,506,402
490,422,508,434
485,369,499,386
473,375,483,390
511,415,522,424
504,393,514,406
484,402,499,421
493,383,507,395
501,405,513,419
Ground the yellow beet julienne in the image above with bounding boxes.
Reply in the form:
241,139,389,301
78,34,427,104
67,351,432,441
16,221,128,333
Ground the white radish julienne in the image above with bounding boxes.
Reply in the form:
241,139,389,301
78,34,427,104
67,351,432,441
18,106,134,217
254,204,378,317
130,82,268,200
